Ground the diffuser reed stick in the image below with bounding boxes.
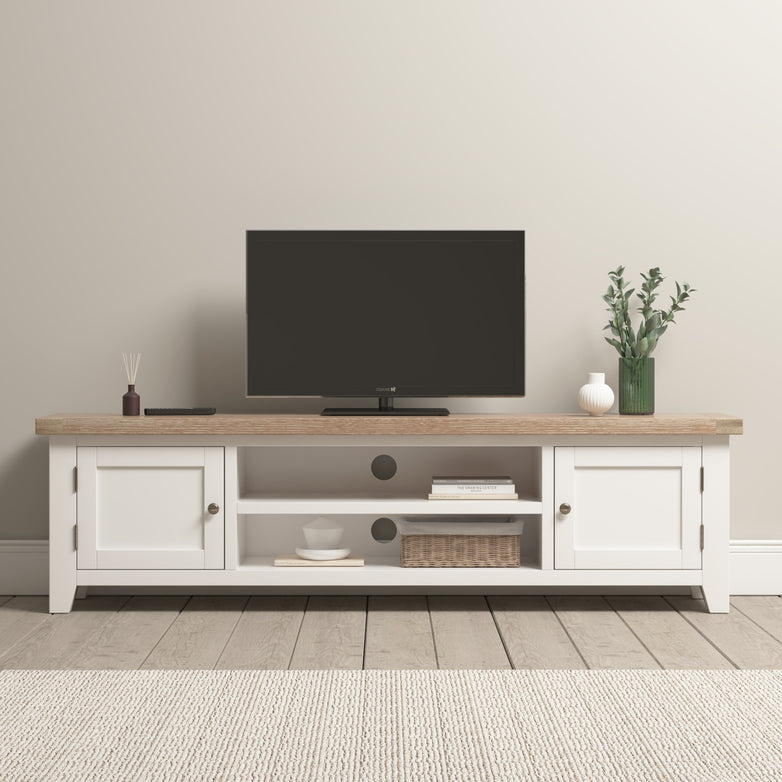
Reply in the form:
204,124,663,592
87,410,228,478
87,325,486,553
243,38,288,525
122,353,141,416
122,352,141,384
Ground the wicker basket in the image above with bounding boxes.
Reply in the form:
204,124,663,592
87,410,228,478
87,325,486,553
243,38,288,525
400,533,520,568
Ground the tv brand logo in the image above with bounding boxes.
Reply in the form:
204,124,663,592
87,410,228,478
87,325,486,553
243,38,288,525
376,386,397,393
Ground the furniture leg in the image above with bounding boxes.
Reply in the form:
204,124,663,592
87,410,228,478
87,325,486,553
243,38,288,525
49,438,77,614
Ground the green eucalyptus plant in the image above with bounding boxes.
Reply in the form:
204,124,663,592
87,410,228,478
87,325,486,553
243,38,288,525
603,267,695,358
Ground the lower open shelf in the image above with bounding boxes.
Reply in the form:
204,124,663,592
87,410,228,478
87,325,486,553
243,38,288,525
237,513,540,564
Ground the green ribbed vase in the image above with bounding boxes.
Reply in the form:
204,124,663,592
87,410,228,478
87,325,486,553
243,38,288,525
619,357,654,415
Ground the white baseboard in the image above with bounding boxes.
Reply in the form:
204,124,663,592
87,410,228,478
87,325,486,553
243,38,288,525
0,540,48,595
1,540,781,597
729,540,782,595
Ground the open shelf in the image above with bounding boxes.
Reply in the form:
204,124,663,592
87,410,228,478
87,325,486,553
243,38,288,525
231,442,547,580
236,513,542,575
237,444,544,501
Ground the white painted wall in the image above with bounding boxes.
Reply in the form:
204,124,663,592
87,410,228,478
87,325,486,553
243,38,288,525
1,2,779,539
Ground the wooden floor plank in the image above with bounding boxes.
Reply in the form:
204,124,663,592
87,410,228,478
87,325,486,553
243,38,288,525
488,595,586,669
669,596,782,669
216,596,307,670
5,593,778,671
0,596,52,661
289,595,366,670
0,596,130,669
428,595,510,669
730,596,782,645
73,596,188,670
364,595,437,670
141,595,248,670
548,596,660,669
606,596,734,669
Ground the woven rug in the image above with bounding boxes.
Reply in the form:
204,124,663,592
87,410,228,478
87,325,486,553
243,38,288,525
1,670,781,781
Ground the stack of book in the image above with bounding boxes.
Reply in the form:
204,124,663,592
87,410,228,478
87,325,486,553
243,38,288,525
428,476,518,500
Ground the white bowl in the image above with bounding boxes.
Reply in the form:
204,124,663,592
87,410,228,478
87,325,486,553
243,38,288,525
303,517,344,550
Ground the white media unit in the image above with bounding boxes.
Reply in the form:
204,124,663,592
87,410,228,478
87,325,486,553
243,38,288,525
35,412,742,614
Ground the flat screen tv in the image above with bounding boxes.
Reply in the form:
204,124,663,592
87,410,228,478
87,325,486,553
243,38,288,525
246,230,524,415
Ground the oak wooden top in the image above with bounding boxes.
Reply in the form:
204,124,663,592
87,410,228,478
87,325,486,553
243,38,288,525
35,412,743,436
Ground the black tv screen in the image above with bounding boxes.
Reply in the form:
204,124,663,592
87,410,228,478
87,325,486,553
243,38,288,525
246,230,524,410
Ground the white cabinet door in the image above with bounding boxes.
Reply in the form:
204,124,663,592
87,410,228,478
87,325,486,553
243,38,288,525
77,447,224,570
554,447,701,570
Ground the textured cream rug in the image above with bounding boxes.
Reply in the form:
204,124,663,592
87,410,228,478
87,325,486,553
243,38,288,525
1,669,781,781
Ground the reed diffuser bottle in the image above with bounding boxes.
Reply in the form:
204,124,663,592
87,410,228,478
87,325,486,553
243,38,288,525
122,353,141,416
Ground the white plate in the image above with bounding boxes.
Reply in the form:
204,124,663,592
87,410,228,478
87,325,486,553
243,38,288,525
295,547,351,561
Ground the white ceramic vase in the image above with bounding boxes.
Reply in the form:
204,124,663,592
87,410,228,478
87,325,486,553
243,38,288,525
578,372,615,416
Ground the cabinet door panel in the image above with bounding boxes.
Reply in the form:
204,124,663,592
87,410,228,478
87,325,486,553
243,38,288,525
77,447,224,570
554,447,701,570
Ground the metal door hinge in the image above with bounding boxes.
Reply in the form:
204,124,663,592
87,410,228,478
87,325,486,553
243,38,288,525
73,524,78,550
699,524,705,551
700,466,704,493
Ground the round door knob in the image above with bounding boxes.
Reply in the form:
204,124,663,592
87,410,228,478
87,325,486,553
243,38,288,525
559,503,572,515
207,503,220,515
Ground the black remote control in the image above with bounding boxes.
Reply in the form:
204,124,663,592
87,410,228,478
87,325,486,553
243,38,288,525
144,408,217,416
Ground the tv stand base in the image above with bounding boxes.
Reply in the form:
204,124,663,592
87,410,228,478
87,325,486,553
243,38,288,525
321,407,450,416
322,396,450,416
